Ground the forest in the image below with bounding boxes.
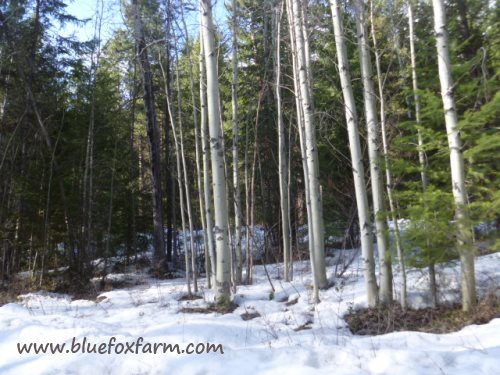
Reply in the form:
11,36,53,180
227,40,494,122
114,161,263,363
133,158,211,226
0,0,498,316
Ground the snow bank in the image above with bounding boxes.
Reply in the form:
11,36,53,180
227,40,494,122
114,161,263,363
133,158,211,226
0,253,499,374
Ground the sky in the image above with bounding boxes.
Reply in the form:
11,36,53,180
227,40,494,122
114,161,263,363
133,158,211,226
61,0,228,43
61,0,125,42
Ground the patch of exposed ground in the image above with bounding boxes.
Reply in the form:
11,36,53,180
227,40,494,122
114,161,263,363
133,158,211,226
345,291,500,335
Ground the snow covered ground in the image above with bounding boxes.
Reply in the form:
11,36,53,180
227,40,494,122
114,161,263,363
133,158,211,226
0,252,499,375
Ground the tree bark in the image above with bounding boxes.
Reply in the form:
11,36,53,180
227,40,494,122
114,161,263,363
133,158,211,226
162,0,175,265
180,1,208,288
160,53,192,295
432,0,476,312
370,0,405,308
174,38,198,292
286,0,315,301
128,61,139,262
355,0,392,304
329,0,378,307
81,0,103,274
200,0,231,301
132,0,166,270
199,29,217,287
231,0,243,285
288,0,327,296
274,0,292,281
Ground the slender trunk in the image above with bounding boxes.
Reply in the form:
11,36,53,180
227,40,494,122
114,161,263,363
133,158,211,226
249,99,261,286
287,0,312,291
230,0,243,285
82,0,103,273
159,53,191,294
128,62,139,262
288,0,314,298
299,0,312,86
41,117,64,286
274,0,291,281
201,0,231,301
288,0,327,297
162,3,174,265
247,29,268,287
370,0,406,308
138,135,145,216
329,0,378,306
165,131,175,265
175,129,192,295
288,123,294,280
432,0,476,312
355,0,392,304
173,38,198,292
244,117,253,284
180,1,208,286
103,139,118,279
199,29,217,287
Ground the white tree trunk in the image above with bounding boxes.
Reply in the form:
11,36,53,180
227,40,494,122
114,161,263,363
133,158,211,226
355,0,392,304
432,0,476,312
174,46,198,293
286,0,311,283
329,0,378,307
244,120,253,284
299,0,312,87
296,2,317,285
199,28,217,287
200,0,231,301
370,0,405,308
288,0,327,295
231,0,243,285
274,0,292,281
286,0,320,303
180,2,208,289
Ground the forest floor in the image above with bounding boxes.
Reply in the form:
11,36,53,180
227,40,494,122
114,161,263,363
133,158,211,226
0,250,499,374
345,295,499,335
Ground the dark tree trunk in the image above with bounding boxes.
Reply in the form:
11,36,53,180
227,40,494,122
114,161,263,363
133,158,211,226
132,0,166,270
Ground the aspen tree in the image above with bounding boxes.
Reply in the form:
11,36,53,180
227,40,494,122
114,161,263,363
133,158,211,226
286,0,311,288
174,43,198,292
432,0,476,312
287,0,327,303
370,0,406,308
199,28,217,287
355,0,392,304
231,0,243,285
329,0,378,306
273,0,292,281
200,0,231,301
180,1,208,288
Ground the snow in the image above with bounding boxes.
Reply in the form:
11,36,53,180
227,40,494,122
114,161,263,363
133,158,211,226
1,252,499,375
